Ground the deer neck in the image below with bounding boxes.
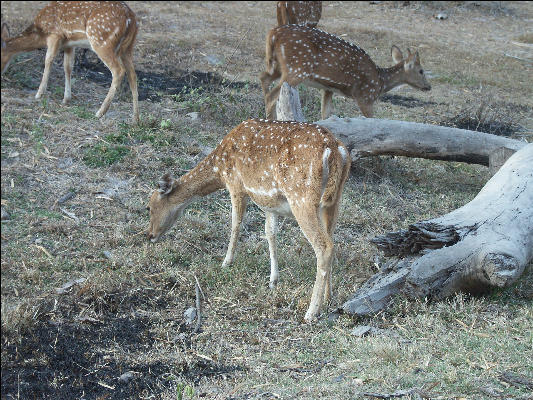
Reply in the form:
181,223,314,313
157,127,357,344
6,26,47,54
378,62,406,94
172,155,225,203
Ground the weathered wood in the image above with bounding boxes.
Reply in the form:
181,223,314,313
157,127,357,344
343,144,533,316
315,115,527,167
275,82,306,122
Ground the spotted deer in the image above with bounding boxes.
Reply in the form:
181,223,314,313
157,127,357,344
277,1,322,28
259,25,431,120
147,119,351,322
1,1,139,124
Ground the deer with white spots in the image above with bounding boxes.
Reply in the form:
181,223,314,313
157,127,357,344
1,1,139,123
146,119,351,322
277,1,322,28
260,25,431,120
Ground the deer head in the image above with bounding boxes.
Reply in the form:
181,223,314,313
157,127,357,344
146,173,190,242
391,45,431,91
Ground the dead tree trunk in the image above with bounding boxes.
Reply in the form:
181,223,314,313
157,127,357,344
342,144,533,316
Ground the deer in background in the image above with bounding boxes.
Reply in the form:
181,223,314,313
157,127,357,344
259,25,431,120
277,1,322,28
146,119,351,322
1,1,139,124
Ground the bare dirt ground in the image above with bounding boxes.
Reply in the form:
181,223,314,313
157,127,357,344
1,1,532,399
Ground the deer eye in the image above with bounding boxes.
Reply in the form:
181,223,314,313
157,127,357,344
419,69,424,74
146,206,150,211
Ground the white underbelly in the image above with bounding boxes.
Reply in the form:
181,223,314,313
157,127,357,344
303,79,347,97
63,39,92,49
257,200,293,218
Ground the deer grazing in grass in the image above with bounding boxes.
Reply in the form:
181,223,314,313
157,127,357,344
259,25,431,120
1,1,139,124
277,1,322,28
146,119,351,322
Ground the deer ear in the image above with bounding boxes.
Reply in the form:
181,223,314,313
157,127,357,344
1,23,9,41
391,45,403,64
158,173,176,195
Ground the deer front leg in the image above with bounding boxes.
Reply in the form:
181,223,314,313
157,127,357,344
62,47,75,104
265,212,279,288
222,193,247,268
356,98,374,118
36,35,61,99
321,89,333,119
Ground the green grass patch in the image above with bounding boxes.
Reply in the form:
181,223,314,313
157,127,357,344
70,105,95,120
83,142,130,167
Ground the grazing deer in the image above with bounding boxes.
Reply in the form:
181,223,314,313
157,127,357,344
1,1,139,124
277,1,322,28
259,25,431,120
147,119,351,322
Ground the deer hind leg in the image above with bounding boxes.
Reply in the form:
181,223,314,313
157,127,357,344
265,212,279,288
93,47,125,119
319,204,340,304
321,90,333,120
222,193,248,268
36,35,61,99
62,47,75,104
292,204,334,322
120,49,139,124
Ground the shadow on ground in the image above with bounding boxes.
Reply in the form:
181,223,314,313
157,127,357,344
1,285,245,399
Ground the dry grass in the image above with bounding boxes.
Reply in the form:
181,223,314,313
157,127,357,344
1,1,532,399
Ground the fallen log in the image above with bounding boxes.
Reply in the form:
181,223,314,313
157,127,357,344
342,144,533,316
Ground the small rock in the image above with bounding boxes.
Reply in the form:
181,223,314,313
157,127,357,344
351,325,400,338
1,206,10,221
102,250,113,260
174,332,188,342
8,151,19,158
351,325,373,337
118,371,134,384
205,55,223,66
184,307,197,325
57,157,73,169
186,112,200,120
57,191,76,205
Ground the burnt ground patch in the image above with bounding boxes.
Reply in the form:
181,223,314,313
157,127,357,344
380,93,439,108
74,51,257,102
1,284,245,400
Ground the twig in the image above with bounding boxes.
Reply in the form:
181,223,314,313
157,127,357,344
503,53,533,64
362,388,431,399
192,274,203,334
